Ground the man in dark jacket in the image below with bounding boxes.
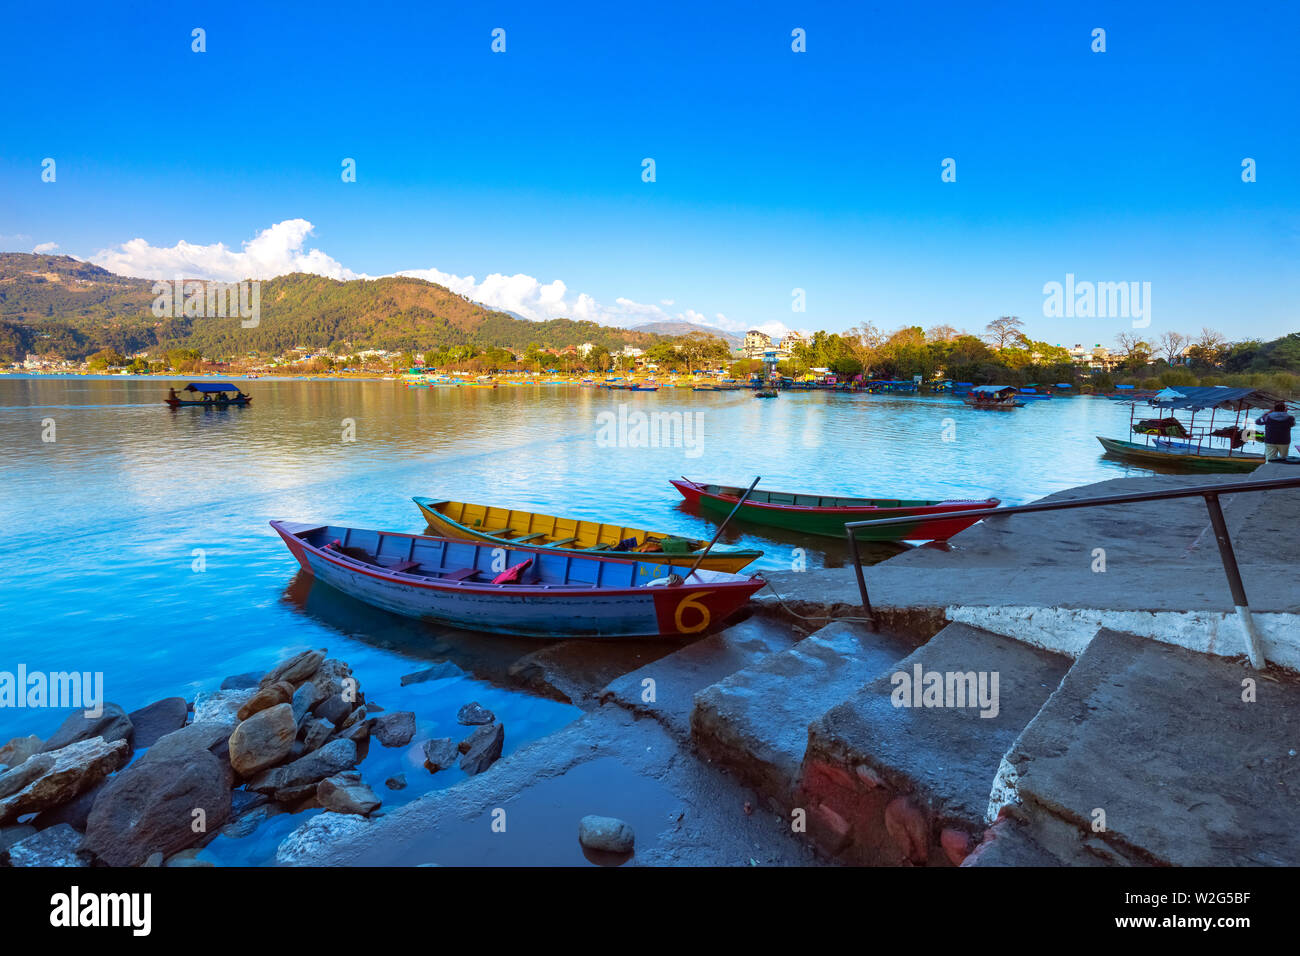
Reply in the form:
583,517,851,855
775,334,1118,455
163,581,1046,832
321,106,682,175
1255,402,1296,461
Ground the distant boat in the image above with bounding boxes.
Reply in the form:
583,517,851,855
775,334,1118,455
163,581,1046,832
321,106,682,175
962,385,1024,409
670,478,999,541
755,388,778,398
270,520,763,639
412,497,762,572
628,384,660,391
164,383,251,408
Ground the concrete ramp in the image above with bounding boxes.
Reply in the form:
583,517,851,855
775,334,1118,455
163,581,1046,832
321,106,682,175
991,627,1300,866
796,622,1071,865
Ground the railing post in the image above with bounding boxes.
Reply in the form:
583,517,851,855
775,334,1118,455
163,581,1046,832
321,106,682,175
1202,492,1265,669
844,526,876,631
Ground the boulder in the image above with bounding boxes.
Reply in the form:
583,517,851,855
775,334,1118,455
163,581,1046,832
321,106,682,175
192,688,254,726
291,682,324,724
423,738,458,772
370,712,416,747
220,801,284,840
0,737,129,825
308,658,354,700
457,702,495,726
0,734,42,769
127,697,189,748
244,738,359,796
81,741,232,867
145,721,232,762
40,703,133,753
385,774,407,790
32,778,106,831
340,720,370,744
340,705,367,730
0,824,37,852
275,811,369,865
578,815,635,854
300,718,333,754
317,773,381,815
458,723,504,776
313,693,353,728
1,823,88,867
260,649,325,689
163,847,214,867
228,703,297,777
236,683,292,722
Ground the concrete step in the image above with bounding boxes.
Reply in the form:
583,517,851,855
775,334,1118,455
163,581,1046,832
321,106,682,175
796,621,1071,865
993,627,1300,866
598,611,801,742
691,621,918,811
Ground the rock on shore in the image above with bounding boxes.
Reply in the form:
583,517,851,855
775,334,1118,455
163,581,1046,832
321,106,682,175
578,815,635,854
0,737,130,824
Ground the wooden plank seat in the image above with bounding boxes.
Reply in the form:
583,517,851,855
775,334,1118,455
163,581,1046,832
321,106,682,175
439,568,480,582
510,532,547,542
547,536,578,547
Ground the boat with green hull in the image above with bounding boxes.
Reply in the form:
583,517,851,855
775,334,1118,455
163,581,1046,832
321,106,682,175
670,478,998,541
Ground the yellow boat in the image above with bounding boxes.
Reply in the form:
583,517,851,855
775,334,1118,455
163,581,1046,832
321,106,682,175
412,497,763,572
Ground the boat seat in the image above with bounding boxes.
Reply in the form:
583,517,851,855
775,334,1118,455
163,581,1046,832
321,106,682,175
511,532,546,543
440,568,480,582
380,559,421,574
548,536,578,547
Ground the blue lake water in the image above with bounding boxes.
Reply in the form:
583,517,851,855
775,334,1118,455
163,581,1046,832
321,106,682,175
0,375,1154,862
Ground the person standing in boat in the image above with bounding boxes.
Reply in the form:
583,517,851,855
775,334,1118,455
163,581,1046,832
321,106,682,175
1256,402,1295,461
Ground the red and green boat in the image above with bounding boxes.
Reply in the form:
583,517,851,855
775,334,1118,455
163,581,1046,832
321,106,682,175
669,478,999,541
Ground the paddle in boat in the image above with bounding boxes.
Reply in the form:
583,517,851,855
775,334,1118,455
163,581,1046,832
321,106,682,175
1097,386,1291,472
670,478,999,541
165,383,251,407
270,520,763,639
961,385,1023,409
412,497,762,572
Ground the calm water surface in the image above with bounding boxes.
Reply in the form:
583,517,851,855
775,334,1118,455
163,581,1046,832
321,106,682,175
0,376,1151,861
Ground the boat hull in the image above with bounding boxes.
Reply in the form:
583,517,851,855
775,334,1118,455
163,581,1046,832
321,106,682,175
1096,436,1264,472
413,498,761,572
272,521,763,639
670,479,998,541
165,397,251,407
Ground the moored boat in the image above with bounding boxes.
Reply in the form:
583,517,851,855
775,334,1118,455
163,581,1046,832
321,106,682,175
412,497,762,572
755,388,779,399
164,383,252,407
670,478,999,540
270,520,763,638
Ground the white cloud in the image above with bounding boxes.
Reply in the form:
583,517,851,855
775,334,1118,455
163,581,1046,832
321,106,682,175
33,242,59,254
89,218,752,333
91,219,358,282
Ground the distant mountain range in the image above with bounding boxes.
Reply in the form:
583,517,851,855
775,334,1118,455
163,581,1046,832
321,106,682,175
0,253,678,361
631,321,742,346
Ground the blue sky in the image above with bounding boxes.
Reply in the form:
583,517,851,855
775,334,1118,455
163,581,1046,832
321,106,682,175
2,0,1297,344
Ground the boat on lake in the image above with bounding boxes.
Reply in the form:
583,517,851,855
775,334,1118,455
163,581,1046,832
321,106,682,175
670,478,999,540
412,497,762,572
1097,386,1290,472
270,520,763,639
962,385,1024,409
755,388,779,399
165,383,251,407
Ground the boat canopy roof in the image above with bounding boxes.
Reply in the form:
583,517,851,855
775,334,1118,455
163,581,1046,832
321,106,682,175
1144,385,1286,411
182,382,240,392
971,385,1018,396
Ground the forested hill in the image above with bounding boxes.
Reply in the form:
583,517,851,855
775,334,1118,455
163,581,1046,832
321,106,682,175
0,253,662,360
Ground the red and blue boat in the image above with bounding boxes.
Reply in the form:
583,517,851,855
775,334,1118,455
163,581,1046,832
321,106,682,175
271,520,764,639
670,478,999,541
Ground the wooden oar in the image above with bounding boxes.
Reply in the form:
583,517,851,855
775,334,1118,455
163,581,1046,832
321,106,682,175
678,475,761,583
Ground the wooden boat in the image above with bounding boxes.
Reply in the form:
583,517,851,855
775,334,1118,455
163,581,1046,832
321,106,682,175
1098,386,1290,472
628,384,660,391
270,520,763,639
165,383,251,407
755,388,778,399
1096,436,1264,472
962,385,1023,409
670,478,999,541
412,497,762,572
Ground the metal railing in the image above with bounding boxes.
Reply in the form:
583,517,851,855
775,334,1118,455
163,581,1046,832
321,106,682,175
844,472,1300,668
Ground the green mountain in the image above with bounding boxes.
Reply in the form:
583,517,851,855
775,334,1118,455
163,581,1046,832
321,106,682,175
0,253,663,361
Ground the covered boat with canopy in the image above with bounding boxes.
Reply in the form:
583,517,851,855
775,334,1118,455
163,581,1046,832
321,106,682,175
164,382,252,407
